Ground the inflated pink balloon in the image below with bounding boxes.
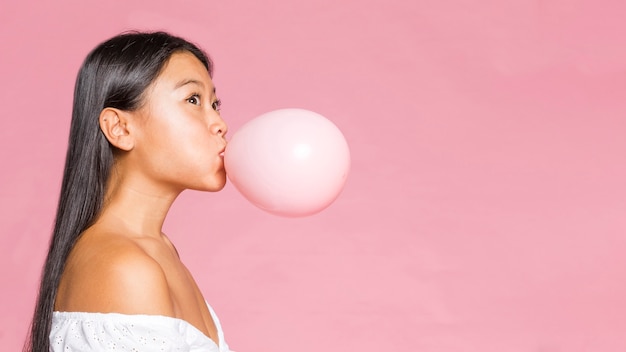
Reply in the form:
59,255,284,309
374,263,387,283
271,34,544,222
224,108,350,217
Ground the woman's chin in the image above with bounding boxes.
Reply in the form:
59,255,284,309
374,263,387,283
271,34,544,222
194,174,227,192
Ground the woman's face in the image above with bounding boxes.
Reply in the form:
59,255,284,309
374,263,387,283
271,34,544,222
128,51,228,193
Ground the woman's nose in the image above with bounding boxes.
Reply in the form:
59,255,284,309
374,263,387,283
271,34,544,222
211,115,228,137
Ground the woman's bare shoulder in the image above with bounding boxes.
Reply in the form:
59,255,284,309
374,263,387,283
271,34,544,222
55,228,175,316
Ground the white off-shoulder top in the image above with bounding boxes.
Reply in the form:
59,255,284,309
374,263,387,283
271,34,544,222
50,303,230,352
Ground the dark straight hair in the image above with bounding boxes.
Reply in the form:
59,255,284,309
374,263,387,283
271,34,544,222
24,31,212,352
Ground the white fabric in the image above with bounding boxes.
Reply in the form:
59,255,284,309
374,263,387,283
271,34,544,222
50,303,230,352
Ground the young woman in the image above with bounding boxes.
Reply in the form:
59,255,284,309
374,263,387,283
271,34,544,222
24,31,231,352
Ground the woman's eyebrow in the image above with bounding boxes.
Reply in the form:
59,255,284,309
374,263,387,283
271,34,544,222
174,78,203,89
174,79,216,95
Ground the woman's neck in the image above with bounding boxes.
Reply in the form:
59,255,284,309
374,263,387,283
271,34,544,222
98,167,182,238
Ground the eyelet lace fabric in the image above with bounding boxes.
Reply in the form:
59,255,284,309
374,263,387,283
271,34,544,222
50,303,230,352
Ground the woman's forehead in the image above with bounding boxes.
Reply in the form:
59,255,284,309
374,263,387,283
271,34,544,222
156,51,214,92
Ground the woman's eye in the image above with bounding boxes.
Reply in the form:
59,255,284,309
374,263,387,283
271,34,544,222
187,94,201,105
212,99,222,112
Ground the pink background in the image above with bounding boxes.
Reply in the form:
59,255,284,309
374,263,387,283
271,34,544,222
1,1,625,351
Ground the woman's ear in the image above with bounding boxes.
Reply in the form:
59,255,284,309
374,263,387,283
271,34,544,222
99,108,134,151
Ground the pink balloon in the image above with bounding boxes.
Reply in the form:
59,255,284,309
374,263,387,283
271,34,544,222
224,108,350,217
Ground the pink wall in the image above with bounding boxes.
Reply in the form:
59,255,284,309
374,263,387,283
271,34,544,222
2,1,626,351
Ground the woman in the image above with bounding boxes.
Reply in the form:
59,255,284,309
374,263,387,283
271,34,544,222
25,31,231,352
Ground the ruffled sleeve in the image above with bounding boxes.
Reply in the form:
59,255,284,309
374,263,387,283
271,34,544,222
50,309,227,352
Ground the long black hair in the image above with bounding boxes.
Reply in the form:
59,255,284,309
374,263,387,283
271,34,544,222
24,31,212,352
